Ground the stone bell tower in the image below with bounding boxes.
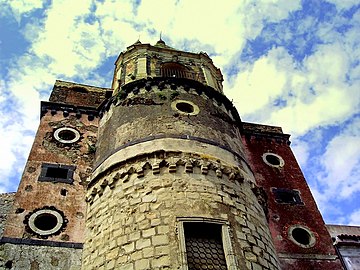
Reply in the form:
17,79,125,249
1,39,343,269
81,39,280,269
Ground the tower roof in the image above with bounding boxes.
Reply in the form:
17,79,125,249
154,38,175,50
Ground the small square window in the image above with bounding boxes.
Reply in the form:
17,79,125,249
39,163,75,184
272,188,303,205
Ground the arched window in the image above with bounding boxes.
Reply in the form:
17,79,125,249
160,62,195,79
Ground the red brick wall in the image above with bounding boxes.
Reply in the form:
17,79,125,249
242,131,343,269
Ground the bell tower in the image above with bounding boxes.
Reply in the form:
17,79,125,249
1,39,344,270
82,40,280,269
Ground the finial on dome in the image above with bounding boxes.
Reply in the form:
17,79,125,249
155,32,166,47
134,36,142,45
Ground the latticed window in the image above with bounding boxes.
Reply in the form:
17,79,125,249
160,62,195,79
184,222,227,270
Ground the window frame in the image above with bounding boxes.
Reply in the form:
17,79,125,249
272,188,304,205
177,217,238,270
38,163,75,184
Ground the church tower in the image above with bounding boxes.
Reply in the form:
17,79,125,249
81,40,280,269
1,40,344,270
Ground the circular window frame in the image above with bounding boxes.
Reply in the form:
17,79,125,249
262,153,285,168
54,127,81,144
28,209,64,236
288,225,316,248
171,100,200,116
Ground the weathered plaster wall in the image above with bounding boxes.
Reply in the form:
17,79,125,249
3,112,97,243
242,124,343,269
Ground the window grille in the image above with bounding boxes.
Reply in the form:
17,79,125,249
184,222,227,270
160,62,195,79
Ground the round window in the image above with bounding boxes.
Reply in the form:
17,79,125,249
54,127,80,144
176,102,194,113
25,207,67,238
288,225,316,248
171,100,199,115
34,213,58,231
262,153,284,168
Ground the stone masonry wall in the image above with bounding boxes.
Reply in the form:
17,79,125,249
0,193,15,237
96,80,244,168
83,154,281,270
0,243,81,270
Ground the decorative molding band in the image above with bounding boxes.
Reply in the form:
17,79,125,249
99,77,241,123
242,131,291,145
87,151,256,203
93,134,248,171
0,237,83,249
41,101,99,120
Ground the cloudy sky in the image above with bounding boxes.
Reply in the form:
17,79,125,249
0,0,359,225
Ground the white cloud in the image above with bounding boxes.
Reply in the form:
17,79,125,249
349,209,360,225
1,0,44,22
318,117,360,198
0,91,35,192
307,117,360,224
225,47,288,115
226,37,360,136
291,140,310,168
326,0,359,10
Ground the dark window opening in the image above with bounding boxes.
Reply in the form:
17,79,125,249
34,213,58,231
266,154,281,166
39,163,75,184
5,260,13,269
57,130,76,141
15,208,25,214
176,102,194,113
45,167,68,179
292,228,311,245
184,222,227,270
273,188,303,205
161,62,195,79
71,86,88,93
60,189,67,196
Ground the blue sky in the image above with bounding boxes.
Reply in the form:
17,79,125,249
0,0,359,225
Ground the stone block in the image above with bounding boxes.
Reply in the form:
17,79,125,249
142,247,155,258
130,250,143,261
151,255,171,268
156,225,170,234
123,242,135,253
136,238,151,249
142,227,156,238
135,258,150,270
245,251,257,262
152,234,169,246
129,231,141,241
252,262,263,270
